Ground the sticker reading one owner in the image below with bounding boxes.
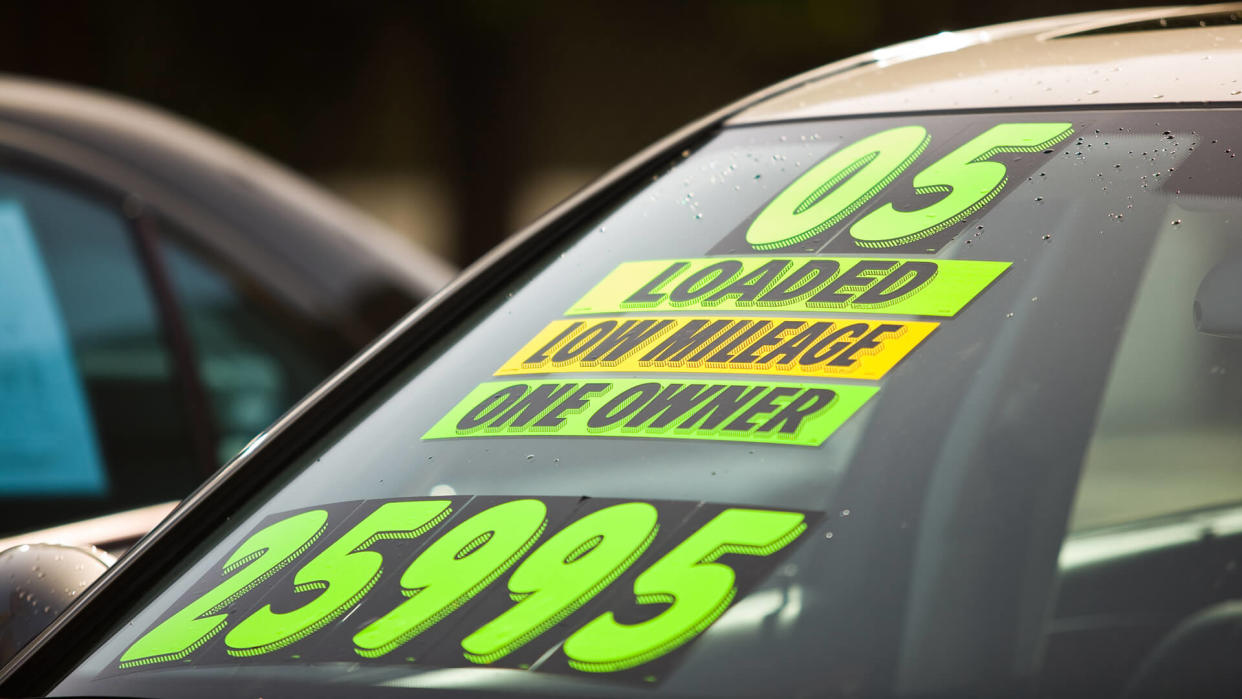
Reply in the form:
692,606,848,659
424,379,876,446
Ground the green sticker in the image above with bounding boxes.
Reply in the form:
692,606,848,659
461,502,659,664
564,507,806,672
353,499,548,658
423,379,875,447
567,257,1007,317
118,510,329,669
746,125,930,250
225,501,453,657
849,123,1073,248
110,496,820,686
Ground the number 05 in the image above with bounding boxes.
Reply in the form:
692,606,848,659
746,122,1073,250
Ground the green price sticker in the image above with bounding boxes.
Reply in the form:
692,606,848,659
111,496,821,685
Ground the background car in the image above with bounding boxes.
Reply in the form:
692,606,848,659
7,5,1242,698
0,76,455,551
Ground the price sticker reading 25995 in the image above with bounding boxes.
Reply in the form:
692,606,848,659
111,496,820,684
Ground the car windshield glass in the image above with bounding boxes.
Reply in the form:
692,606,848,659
52,109,1242,698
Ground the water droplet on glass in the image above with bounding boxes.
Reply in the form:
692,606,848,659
841,509,851,517
1042,234,1052,240
824,531,834,539
1172,219,1182,225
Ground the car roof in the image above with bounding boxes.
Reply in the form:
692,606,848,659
729,3,1242,125
0,75,455,301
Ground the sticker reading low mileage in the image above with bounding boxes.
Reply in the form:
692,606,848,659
497,315,936,380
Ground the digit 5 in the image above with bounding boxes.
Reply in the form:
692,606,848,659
562,508,806,673
224,500,452,656
850,122,1073,248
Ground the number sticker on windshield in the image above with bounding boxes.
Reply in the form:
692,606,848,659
110,496,820,685
745,122,1072,251
706,120,1073,255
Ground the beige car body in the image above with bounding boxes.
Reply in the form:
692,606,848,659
732,4,1242,125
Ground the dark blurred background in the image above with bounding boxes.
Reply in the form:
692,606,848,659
0,0,1174,268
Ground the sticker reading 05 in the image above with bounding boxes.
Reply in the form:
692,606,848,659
423,378,877,447
112,496,821,685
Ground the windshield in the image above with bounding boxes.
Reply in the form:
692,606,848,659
51,109,1242,698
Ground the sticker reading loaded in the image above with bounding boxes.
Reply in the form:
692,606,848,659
424,378,876,446
110,496,821,685
496,316,936,380
567,256,1008,317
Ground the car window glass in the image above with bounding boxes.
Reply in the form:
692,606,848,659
1050,212,1242,696
1069,213,1242,532
0,199,104,496
0,168,199,536
158,231,342,462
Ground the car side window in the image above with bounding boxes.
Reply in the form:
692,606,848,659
0,168,200,536
157,232,342,463
1068,212,1242,532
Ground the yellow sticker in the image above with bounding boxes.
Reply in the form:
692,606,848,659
496,316,937,381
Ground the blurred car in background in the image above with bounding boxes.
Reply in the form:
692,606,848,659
8,5,1242,699
0,77,455,553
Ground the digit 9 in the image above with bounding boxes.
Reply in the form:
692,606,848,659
352,499,547,658
462,501,659,664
